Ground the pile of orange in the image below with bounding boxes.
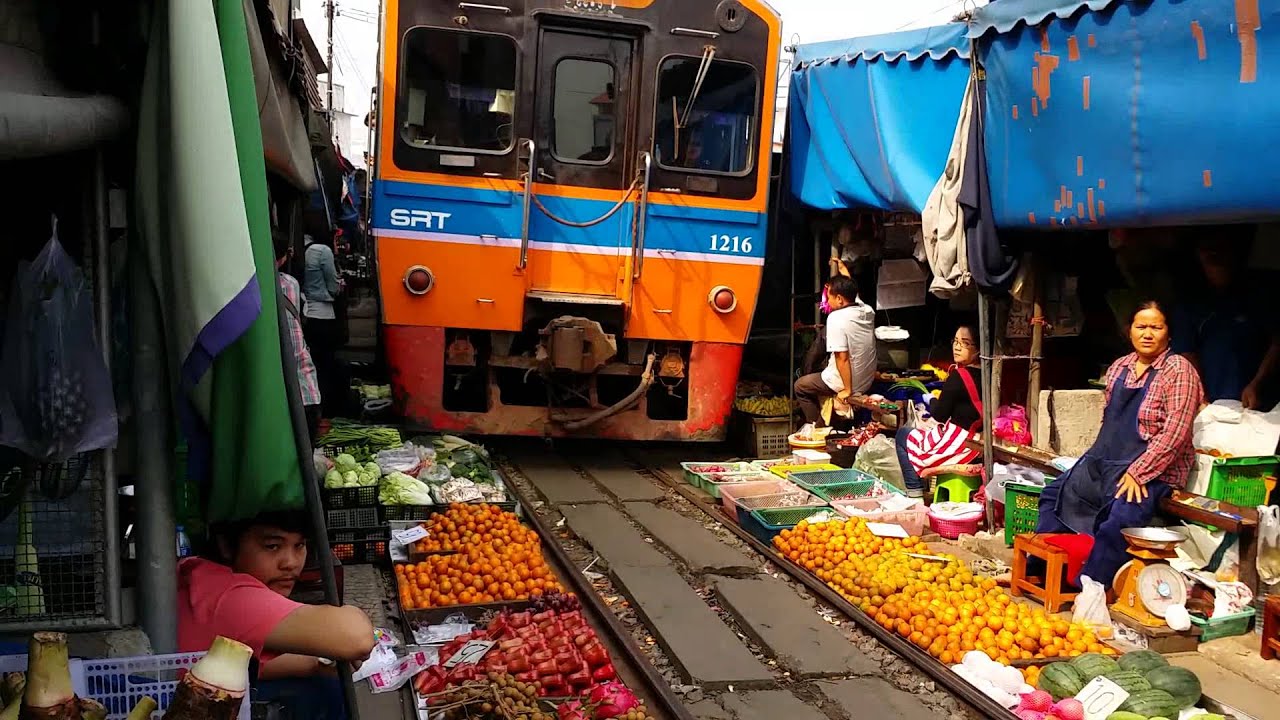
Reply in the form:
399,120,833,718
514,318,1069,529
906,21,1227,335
395,504,564,610
774,517,1112,674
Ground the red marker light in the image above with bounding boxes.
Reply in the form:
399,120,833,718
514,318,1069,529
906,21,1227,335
709,285,737,313
404,265,434,295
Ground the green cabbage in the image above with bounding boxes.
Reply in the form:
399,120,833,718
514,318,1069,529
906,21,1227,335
335,453,359,472
379,471,434,505
364,462,382,478
324,469,343,489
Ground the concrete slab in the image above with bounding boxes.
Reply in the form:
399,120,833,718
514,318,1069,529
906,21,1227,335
581,456,668,502
717,690,828,720
712,575,878,678
817,678,934,720
686,701,731,720
1169,652,1280,720
559,504,669,568
610,564,774,689
623,502,757,575
509,452,609,505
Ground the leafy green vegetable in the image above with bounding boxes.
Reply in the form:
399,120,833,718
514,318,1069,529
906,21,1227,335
335,454,359,472
379,472,434,505
323,469,343,489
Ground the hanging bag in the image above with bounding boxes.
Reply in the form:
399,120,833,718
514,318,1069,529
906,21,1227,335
1258,504,1280,585
0,218,118,462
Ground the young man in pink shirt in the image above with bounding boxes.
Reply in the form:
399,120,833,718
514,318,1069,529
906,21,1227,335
178,511,375,681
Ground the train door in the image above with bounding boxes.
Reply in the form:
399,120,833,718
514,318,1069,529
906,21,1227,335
527,25,635,298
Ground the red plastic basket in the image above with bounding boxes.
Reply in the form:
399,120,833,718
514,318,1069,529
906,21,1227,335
927,509,983,539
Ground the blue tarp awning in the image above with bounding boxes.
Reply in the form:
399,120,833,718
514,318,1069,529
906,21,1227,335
788,24,971,213
980,0,1280,228
789,0,1280,231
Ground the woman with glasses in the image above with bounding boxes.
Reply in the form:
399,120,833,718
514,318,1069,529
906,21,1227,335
897,325,984,497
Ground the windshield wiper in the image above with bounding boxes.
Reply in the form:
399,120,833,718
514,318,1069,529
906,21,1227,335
679,45,717,129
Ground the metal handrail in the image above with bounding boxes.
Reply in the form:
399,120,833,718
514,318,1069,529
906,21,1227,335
519,138,535,269
632,151,652,280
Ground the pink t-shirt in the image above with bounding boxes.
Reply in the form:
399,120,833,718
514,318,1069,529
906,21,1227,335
177,557,302,663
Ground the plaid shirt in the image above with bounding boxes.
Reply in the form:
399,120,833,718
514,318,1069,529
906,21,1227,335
278,273,321,406
1103,349,1203,487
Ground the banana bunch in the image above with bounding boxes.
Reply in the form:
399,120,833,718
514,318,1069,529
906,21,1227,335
735,396,794,417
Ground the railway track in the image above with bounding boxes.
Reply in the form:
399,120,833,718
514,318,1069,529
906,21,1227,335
493,440,988,720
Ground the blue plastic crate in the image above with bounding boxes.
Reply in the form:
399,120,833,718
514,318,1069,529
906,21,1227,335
740,505,829,545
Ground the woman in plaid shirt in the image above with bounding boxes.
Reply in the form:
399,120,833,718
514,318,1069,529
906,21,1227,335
1037,301,1204,587
276,237,322,439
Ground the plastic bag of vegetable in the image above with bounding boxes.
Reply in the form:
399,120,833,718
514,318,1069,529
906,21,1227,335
0,219,118,462
418,463,453,484
375,444,422,475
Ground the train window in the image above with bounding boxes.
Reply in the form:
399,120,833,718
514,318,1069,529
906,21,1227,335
552,59,616,164
398,28,518,153
654,57,758,175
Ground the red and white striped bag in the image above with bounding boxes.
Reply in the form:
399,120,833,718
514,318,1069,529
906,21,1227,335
905,365,983,474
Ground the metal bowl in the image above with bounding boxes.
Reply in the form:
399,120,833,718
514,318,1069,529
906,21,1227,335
1121,526,1187,550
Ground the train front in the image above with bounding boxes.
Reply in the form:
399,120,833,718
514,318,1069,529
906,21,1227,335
372,0,779,440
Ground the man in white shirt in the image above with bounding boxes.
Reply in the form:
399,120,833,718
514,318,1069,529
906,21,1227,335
794,276,876,425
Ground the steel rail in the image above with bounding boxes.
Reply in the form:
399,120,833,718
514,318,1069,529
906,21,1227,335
643,465,1017,720
508,484,696,720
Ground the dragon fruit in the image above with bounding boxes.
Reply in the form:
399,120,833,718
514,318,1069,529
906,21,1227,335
1050,698,1083,720
558,700,589,720
1013,711,1046,720
588,681,640,719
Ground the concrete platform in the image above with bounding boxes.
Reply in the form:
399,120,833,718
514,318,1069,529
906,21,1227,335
560,504,669,568
610,564,774,689
508,452,610,505
717,690,829,720
816,677,935,720
1169,651,1279,720
623,502,758,575
712,576,879,678
580,456,668,502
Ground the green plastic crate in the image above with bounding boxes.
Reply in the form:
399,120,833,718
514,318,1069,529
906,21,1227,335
740,506,829,544
1190,606,1255,642
1004,482,1044,546
1205,456,1277,507
680,461,753,486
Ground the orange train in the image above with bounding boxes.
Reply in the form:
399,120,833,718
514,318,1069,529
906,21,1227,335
372,0,780,439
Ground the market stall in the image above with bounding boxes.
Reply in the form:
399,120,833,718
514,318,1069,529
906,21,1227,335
309,423,687,720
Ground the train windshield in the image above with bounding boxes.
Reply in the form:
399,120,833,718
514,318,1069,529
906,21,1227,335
654,57,758,174
398,28,517,153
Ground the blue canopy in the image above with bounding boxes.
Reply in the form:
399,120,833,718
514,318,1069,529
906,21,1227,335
788,24,971,213
978,0,1280,228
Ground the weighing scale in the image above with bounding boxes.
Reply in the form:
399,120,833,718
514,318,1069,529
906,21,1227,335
1111,527,1190,628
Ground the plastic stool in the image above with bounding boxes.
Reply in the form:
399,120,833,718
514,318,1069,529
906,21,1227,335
932,472,982,504
1011,533,1080,613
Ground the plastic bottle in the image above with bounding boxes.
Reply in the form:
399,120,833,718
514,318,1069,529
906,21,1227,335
176,525,192,558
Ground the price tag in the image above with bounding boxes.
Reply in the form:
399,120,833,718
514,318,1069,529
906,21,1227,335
394,525,429,545
1074,676,1129,720
443,640,495,668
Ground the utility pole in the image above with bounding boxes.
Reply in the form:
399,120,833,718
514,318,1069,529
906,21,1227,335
326,0,335,118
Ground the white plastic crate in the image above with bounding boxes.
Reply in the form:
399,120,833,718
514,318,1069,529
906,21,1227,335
79,652,250,720
0,654,88,697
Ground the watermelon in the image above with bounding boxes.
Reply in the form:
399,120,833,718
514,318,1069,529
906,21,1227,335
1069,652,1119,679
1119,688,1181,718
1037,662,1085,700
1102,669,1151,695
1117,649,1168,674
1144,665,1202,708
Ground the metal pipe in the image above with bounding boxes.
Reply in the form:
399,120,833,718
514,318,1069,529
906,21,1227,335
552,354,655,430
458,2,512,13
90,11,123,631
1026,261,1043,441
275,284,359,720
632,152,651,280
129,215,177,648
519,139,535,269
978,292,996,530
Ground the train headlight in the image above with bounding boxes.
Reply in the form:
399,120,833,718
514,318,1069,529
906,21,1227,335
708,285,737,314
404,265,435,295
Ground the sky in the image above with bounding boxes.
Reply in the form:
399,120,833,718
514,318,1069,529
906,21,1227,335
299,0,985,160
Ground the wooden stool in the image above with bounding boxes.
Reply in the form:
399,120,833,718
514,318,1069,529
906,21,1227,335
1012,533,1079,613
1262,595,1280,661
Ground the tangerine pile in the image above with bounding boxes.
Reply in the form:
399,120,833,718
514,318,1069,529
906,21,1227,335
774,517,1112,672
395,504,564,610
